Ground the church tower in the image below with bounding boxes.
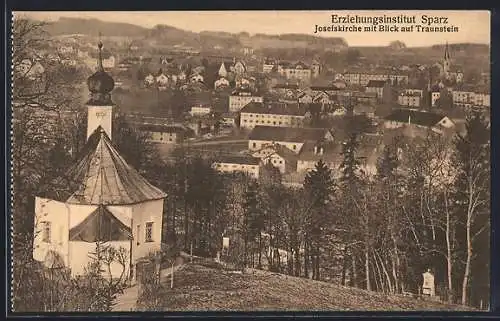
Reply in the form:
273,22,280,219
86,40,115,140
442,42,451,79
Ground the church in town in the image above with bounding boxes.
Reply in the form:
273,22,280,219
32,41,167,280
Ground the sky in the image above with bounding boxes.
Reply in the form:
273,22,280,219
15,10,490,47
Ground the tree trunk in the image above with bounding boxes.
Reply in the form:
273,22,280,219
365,246,371,291
373,252,385,293
341,248,347,286
304,239,309,278
316,248,321,280
294,246,301,277
351,253,357,287
244,234,248,268
376,250,393,293
462,219,472,306
258,233,262,269
444,190,454,303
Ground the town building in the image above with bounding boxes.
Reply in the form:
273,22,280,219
189,73,204,83
229,89,264,112
344,71,409,86
233,60,247,75
298,91,314,104
239,102,309,129
214,77,230,90
15,58,45,80
248,126,334,153
32,42,167,281
431,91,441,107
155,70,170,90
218,62,230,78
212,155,260,179
281,61,312,82
251,144,299,174
190,105,212,117
398,92,422,108
452,86,491,108
262,58,277,73
144,74,155,87
366,80,389,99
137,124,190,144
403,88,424,97
384,109,455,135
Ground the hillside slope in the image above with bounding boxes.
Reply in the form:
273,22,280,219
29,17,347,50
140,261,473,311
42,17,148,37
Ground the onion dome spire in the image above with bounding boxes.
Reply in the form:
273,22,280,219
86,35,115,106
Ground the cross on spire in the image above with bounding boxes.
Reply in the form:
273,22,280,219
97,32,104,72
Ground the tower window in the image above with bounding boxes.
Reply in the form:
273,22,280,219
136,225,140,245
145,222,154,242
42,222,51,243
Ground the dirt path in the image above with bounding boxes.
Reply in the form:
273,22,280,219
112,264,185,312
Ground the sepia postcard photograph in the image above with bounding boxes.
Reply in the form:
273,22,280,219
10,10,491,313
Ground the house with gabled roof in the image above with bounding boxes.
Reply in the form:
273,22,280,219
283,61,312,83
248,125,333,153
233,60,247,75
251,143,299,174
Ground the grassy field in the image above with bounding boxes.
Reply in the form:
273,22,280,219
147,261,473,312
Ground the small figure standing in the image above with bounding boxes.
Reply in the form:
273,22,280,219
422,269,436,297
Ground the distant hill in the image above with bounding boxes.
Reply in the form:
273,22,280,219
431,43,490,51
41,17,148,37
30,17,348,50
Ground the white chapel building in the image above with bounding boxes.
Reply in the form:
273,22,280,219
32,41,167,280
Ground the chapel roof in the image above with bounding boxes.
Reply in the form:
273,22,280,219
54,126,167,205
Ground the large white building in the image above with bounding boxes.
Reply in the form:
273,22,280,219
239,102,308,129
344,71,408,86
33,42,167,281
452,87,490,108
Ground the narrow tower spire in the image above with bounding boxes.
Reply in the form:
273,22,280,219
97,32,104,72
444,42,450,61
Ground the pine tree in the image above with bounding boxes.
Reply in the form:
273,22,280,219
375,136,406,293
339,132,362,186
303,159,335,280
338,131,364,287
242,181,263,268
